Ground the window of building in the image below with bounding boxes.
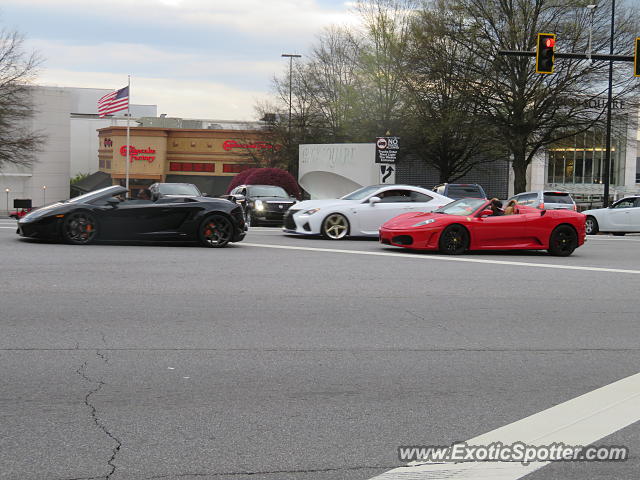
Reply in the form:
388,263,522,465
169,162,214,172
222,164,252,173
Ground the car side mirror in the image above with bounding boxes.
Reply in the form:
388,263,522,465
235,194,245,202
369,196,381,205
480,209,493,217
107,197,120,207
201,192,208,197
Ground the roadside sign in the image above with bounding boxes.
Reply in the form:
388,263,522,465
379,164,395,184
375,136,399,164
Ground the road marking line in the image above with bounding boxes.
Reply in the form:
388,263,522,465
370,371,640,480
242,242,640,275
0,226,16,229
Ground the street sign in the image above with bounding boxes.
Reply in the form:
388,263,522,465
379,164,395,184
375,136,399,164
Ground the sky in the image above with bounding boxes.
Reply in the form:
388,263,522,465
1,0,360,121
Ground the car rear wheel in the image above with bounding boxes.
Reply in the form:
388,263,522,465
321,213,349,240
548,225,577,257
585,216,599,235
62,211,99,245
199,214,233,248
438,224,469,255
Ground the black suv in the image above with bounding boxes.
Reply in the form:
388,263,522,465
224,184,297,226
433,183,487,200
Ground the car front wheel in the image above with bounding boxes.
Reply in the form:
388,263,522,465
548,225,578,256
438,224,469,255
585,216,599,235
199,214,233,248
321,213,349,240
62,211,99,245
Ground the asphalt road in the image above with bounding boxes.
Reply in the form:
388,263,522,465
1,221,639,480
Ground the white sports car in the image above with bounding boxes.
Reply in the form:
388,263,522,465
583,196,640,235
283,184,453,239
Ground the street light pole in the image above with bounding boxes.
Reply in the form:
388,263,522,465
281,53,302,135
5,188,9,216
603,0,615,207
43,185,47,206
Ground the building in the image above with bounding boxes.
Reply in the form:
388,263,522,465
0,86,156,211
96,126,275,197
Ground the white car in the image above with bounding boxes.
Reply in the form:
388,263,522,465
583,196,640,235
283,184,453,239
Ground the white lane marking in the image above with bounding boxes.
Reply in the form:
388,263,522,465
242,242,640,275
0,226,17,229
370,371,640,480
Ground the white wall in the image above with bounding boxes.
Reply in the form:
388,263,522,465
299,143,378,199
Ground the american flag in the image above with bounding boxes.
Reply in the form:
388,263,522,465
97,86,129,117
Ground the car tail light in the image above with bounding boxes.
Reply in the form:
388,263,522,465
539,202,545,210
573,204,577,211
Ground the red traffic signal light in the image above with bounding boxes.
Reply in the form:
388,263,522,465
536,33,555,74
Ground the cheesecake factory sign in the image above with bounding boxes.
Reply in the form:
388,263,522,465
120,146,156,163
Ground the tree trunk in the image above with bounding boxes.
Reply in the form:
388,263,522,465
511,145,528,194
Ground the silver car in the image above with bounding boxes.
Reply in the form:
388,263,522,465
508,190,576,211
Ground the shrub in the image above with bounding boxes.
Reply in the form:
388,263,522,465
226,168,259,193
226,167,301,198
246,168,301,198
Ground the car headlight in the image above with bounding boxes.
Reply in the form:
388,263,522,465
303,208,321,215
254,199,265,211
412,218,437,227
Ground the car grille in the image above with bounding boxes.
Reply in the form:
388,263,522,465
265,201,295,212
283,209,299,230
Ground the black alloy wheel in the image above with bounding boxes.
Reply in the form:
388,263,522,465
438,224,469,255
199,214,233,248
548,225,578,257
62,211,99,245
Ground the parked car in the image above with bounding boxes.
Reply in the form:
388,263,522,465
379,197,586,256
149,182,203,201
508,190,576,211
17,185,246,248
224,184,297,226
433,183,487,200
583,196,640,235
283,184,452,239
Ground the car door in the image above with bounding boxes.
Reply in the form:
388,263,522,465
628,199,640,231
140,198,199,235
607,198,636,231
471,210,529,248
355,189,417,234
97,200,156,239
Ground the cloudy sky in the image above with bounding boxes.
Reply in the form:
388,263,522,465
1,0,359,120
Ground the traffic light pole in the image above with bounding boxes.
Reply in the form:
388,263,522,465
498,50,633,62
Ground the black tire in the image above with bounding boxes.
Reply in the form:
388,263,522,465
612,232,626,236
62,211,99,245
438,224,469,255
585,216,599,235
321,213,349,240
199,214,233,248
548,224,578,257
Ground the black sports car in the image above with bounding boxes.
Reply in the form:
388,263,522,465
17,185,246,248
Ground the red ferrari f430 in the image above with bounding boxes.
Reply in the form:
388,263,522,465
379,198,586,256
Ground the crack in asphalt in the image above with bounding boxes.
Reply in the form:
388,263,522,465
146,464,397,478
76,351,121,480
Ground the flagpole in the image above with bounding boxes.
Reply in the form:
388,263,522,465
125,75,131,192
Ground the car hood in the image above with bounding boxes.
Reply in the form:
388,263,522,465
381,211,446,229
582,207,607,216
252,196,297,203
291,199,357,211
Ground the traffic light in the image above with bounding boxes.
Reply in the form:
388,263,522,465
635,37,640,77
536,33,555,74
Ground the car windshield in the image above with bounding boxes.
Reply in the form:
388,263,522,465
158,184,201,196
433,198,487,216
341,185,381,200
543,193,573,204
249,185,288,197
68,186,124,204
446,185,485,198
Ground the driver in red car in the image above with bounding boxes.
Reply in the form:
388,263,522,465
489,198,504,216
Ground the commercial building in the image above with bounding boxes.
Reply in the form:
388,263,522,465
95,126,274,197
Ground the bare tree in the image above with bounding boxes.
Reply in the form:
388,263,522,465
0,26,44,170
448,0,640,193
